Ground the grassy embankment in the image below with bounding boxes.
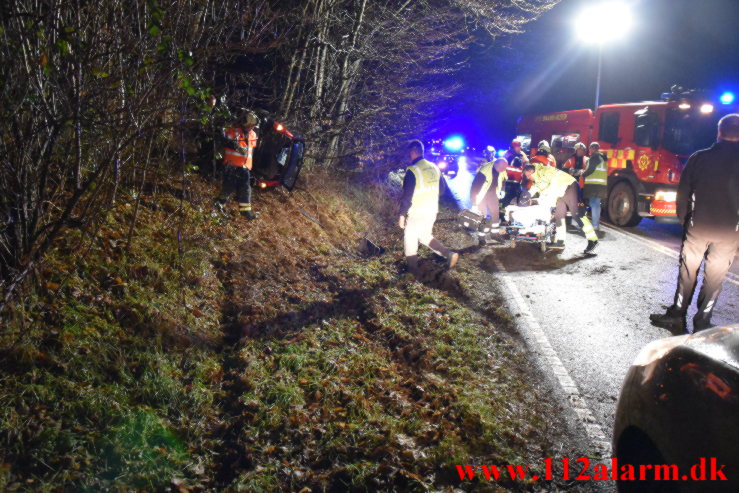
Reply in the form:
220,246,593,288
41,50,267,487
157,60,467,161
1,170,566,491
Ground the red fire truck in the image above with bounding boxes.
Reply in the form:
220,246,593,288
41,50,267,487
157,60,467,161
515,89,737,226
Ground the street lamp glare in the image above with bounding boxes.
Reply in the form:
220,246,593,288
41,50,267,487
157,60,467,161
577,3,633,43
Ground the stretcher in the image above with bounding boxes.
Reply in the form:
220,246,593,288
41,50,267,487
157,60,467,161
503,204,559,252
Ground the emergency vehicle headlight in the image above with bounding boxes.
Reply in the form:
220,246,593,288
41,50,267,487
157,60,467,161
655,190,677,202
259,182,268,189
699,103,714,114
678,103,691,110
437,160,447,170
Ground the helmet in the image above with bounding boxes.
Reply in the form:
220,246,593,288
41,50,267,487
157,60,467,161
589,141,600,149
241,110,259,127
511,139,521,147
483,145,496,160
537,140,551,152
573,142,587,151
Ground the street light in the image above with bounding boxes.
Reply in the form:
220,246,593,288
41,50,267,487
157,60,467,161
576,3,633,109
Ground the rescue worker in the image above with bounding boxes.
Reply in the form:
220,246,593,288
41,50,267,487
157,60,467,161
563,142,589,182
470,157,508,227
552,139,571,169
522,163,599,254
531,140,557,168
582,142,608,231
215,110,259,219
502,139,529,207
650,113,739,334
399,140,460,275
504,140,529,167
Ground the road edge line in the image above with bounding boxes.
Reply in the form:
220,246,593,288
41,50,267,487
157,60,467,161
492,257,612,458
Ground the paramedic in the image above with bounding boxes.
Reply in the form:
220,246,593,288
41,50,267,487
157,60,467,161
522,163,599,254
399,140,460,275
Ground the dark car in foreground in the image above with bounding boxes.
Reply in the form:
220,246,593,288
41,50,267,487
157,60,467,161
613,324,739,492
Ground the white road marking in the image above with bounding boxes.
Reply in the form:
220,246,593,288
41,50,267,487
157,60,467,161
492,257,612,457
602,224,739,287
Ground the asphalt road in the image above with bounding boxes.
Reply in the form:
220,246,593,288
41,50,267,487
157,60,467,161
482,218,739,455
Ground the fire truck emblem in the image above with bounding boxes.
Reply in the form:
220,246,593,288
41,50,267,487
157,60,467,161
638,154,650,171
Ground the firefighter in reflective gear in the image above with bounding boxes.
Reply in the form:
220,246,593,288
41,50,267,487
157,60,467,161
563,142,589,183
531,140,557,167
399,140,459,275
502,140,529,207
650,114,739,334
215,110,259,219
582,142,608,230
523,163,599,254
470,158,508,227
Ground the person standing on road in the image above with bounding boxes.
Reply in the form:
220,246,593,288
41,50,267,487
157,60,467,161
399,140,460,275
582,142,608,231
650,114,739,333
563,143,589,182
470,158,508,227
523,163,600,254
215,110,259,220
503,139,529,207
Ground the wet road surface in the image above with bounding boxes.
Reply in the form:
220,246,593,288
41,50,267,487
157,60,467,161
480,219,738,452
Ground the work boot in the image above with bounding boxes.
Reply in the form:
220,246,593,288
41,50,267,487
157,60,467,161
447,252,459,269
240,210,258,220
650,312,686,333
405,255,419,276
693,320,715,333
584,240,599,255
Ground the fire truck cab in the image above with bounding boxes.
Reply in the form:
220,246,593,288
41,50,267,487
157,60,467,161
516,89,737,226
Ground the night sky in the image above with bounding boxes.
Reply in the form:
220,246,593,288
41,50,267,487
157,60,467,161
438,0,739,150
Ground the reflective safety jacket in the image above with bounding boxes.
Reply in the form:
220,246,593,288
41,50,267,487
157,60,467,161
583,153,608,187
531,153,557,168
529,163,576,207
223,126,258,170
406,158,441,217
564,155,589,187
472,161,507,205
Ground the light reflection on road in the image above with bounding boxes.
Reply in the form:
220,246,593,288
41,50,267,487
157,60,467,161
444,158,475,210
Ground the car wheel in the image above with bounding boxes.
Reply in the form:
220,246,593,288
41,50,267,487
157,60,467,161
616,427,678,493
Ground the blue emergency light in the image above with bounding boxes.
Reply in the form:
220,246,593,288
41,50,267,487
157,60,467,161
720,91,735,105
497,149,507,158
443,136,465,152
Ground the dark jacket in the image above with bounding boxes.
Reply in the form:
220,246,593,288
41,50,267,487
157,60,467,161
677,140,739,235
398,157,447,216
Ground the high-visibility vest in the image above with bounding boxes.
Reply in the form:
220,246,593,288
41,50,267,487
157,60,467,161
584,153,608,187
223,126,257,169
529,162,576,206
407,159,441,216
474,162,507,204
